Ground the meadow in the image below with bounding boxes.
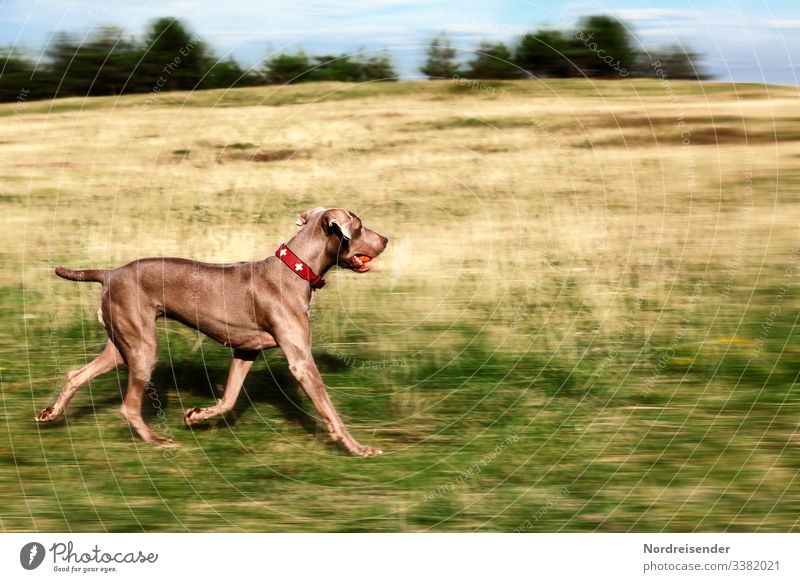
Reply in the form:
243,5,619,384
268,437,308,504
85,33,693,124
1,78,798,531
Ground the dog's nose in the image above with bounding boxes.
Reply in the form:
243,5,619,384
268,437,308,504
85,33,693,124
381,236,389,247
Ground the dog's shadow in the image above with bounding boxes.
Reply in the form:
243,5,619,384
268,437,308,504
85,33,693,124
66,350,352,436
154,356,314,433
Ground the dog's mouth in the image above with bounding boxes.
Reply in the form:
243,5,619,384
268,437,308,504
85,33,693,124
350,254,373,273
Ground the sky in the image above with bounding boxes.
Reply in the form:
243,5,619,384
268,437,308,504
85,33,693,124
1,0,798,85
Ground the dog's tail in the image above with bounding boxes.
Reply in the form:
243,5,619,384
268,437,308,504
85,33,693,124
55,266,109,284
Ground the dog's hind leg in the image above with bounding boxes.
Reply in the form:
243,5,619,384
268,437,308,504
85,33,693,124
183,350,258,426
36,340,124,422
109,312,172,446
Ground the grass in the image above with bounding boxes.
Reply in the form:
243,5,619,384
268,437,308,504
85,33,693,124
1,78,799,532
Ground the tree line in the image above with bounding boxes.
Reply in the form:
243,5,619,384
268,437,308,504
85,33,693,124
0,15,704,103
423,16,704,80
0,18,254,102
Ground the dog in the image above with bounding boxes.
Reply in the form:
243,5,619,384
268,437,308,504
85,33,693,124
37,207,388,457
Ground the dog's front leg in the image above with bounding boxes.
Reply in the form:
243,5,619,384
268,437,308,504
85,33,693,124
183,350,258,426
277,333,382,457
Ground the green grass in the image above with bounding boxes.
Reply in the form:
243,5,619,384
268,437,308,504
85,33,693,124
2,273,797,531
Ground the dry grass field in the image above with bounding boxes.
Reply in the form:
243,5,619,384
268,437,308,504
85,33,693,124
1,78,799,531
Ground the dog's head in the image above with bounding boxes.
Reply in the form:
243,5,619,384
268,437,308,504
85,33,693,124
296,207,388,272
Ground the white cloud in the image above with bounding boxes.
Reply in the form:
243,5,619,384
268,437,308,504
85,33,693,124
613,9,694,21
637,27,705,38
758,18,800,30
441,22,526,37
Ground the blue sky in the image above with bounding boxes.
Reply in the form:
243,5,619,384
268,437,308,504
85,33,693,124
1,0,798,84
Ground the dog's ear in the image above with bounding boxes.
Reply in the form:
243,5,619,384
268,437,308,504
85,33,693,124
296,207,326,228
322,208,354,241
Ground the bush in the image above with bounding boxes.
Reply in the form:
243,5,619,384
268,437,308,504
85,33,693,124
359,52,397,81
466,42,520,79
308,54,362,82
265,50,398,84
638,45,707,80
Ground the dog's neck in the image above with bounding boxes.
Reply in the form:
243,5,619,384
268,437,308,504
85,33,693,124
282,227,339,280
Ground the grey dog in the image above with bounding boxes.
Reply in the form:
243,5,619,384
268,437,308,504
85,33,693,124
37,207,388,457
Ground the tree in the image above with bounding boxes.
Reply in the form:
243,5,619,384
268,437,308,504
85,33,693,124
420,33,459,79
359,51,397,81
466,42,519,79
264,52,312,84
136,17,210,91
515,29,573,78
572,15,636,77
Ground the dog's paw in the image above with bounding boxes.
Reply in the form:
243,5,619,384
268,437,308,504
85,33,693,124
35,406,59,423
351,445,383,457
152,436,175,448
182,407,204,426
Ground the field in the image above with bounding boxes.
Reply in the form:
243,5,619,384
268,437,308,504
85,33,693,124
1,78,798,532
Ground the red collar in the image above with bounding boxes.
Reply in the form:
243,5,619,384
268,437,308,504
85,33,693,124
275,243,326,289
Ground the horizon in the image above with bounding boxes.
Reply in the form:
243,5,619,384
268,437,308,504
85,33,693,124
1,0,798,86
